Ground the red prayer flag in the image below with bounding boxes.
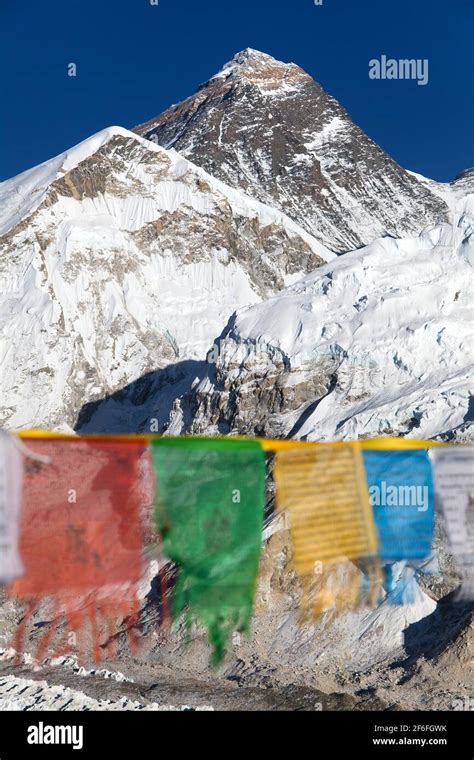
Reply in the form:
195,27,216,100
8,437,149,664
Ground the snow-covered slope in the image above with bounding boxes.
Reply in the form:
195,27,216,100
182,196,474,442
0,127,332,431
82,193,474,441
136,49,450,253
0,128,130,237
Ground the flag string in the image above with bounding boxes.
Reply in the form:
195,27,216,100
1,431,471,667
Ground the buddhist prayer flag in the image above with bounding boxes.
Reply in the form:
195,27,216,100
363,449,435,603
8,437,147,664
432,447,474,600
151,438,265,665
2,431,464,664
363,450,434,561
274,444,381,617
0,431,24,585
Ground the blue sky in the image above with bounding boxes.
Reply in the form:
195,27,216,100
1,0,472,181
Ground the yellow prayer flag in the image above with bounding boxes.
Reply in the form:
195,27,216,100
275,443,378,572
274,443,381,618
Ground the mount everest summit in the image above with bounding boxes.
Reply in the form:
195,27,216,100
135,49,449,253
0,48,472,442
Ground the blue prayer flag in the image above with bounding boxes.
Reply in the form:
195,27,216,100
363,450,434,561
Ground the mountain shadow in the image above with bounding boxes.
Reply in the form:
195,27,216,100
391,591,473,671
75,359,212,435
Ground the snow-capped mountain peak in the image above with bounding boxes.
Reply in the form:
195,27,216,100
135,50,450,253
2,51,473,443
209,48,310,92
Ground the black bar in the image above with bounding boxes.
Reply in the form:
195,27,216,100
0,710,471,757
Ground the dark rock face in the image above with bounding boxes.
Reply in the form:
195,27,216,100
451,167,474,196
135,49,449,253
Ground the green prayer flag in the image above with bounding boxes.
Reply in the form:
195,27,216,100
151,438,266,665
